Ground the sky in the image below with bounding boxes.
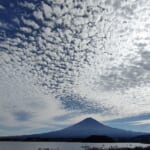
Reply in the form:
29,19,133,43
0,0,150,136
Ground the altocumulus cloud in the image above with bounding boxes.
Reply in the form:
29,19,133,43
0,0,150,135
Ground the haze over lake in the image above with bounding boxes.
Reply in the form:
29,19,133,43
0,142,150,150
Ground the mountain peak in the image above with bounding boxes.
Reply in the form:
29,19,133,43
72,117,105,128
83,117,97,122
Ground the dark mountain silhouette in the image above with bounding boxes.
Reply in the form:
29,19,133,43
0,117,148,142
30,117,143,139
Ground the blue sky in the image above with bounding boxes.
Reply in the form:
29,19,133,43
0,0,150,136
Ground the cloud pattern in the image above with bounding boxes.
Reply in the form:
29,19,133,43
0,0,150,135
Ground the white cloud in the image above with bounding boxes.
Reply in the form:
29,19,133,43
21,17,40,30
12,17,20,25
42,2,52,19
0,65,68,136
0,4,5,10
19,1,35,10
20,27,32,33
33,9,44,21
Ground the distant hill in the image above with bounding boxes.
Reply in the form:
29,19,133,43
83,135,114,142
0,117,148,142
131,134,150,144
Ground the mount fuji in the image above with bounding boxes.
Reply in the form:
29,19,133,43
24,117,144,139
0,117,147,142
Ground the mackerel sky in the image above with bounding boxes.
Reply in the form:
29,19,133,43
0,0,150,136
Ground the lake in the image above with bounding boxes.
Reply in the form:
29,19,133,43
0,142,150,150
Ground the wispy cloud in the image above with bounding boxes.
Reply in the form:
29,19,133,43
130,119,150,125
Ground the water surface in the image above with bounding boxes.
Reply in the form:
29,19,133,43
0,142,150,150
